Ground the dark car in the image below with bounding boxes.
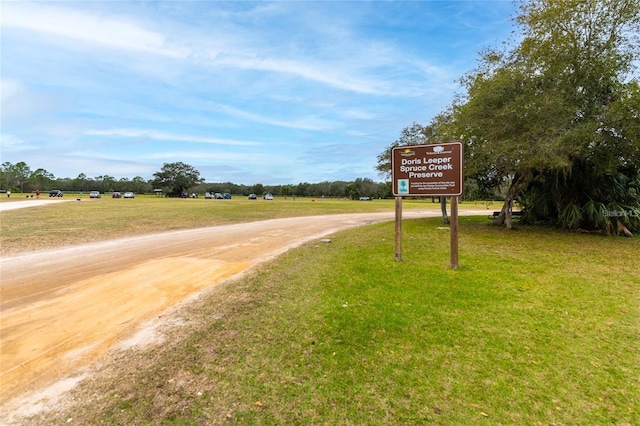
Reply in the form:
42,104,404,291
49,190,63,197
181,192,188,198
224,193,232,199
112,192,121,198
248,193,257,200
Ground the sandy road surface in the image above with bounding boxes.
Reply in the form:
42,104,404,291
0,199,72,211
1,208,488,418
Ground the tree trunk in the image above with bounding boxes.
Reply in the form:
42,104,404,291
496,171,530,228
504,198,514,229
440,197,449,224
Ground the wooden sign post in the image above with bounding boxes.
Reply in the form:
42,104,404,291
450,195,459,269
395,196,402,262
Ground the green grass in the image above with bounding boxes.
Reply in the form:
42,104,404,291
27,216,639,425
0,195,445,255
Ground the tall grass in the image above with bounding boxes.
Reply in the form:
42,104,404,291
30,217,639,425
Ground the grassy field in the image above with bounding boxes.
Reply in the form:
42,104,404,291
9,201,638,425
0,195,455,255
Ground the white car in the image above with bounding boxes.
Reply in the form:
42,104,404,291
123,192,135,198
89,191,101,198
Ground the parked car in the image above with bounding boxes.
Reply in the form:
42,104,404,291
359,196,372,201
89,191,101,198
49,190,63,197
248,193,257,200
181,192,188,198
263,193,274,200
112,192,121,198
205,192,213,199
123,192,135,199
214,192,224,199
224,193,232,199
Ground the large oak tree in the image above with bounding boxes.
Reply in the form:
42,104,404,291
463,0,640,233
381,0,640,234
152,162,204,197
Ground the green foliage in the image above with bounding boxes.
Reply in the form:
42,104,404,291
152,161,205,197
582,198,606,228
2,159,391,199
0,161,33,192
251,182,265,195
499,1,640,232
559,202,582,229
383,0,640,233
519,161,640,235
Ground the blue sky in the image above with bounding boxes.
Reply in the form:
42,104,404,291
1,1,517,185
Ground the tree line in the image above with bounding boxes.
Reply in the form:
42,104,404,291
377,0,640,236
0,162,152,195
0,161,391,199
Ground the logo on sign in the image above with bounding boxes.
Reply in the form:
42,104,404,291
399,148,416,157
433,145,444,153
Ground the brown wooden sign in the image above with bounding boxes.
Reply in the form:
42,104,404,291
391,142,463,197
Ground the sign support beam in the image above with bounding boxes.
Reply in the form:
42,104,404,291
450,196,459,269
395,196,402,262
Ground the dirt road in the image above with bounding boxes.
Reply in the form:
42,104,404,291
0,208,487,418
0,199,72,212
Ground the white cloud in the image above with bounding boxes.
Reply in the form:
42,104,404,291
142,150,286,168
0,134,37,152
343,108,377,121
1,2,189,58
214,54,388,95
209,103,338,131
1,2,445,97
85,129,262,147
0,79,24,103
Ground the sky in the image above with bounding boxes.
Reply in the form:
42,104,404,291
1,1,518,185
